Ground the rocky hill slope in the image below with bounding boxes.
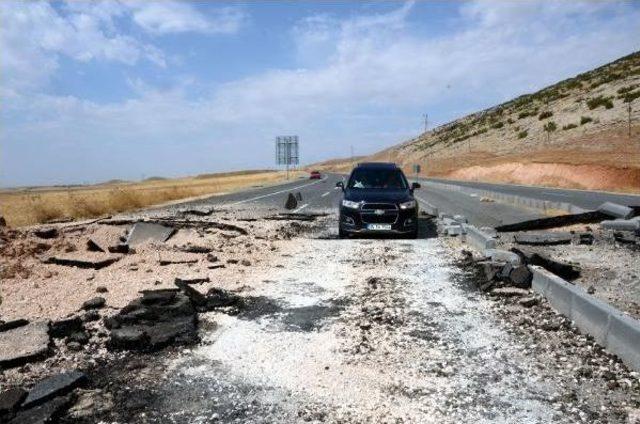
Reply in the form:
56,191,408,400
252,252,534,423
314,51,640,192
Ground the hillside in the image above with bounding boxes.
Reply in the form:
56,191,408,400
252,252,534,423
315,51,640,192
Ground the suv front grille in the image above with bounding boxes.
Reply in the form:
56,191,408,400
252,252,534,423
360,202,398,224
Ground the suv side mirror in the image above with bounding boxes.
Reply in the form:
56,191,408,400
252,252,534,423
411,182,421,190
336,181,344,191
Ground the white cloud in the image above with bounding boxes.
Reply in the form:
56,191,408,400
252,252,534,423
2,1,640,185
130,2,245,35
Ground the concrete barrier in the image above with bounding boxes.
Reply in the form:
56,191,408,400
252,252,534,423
421,180,587,214
601,219,640,232
598,202,634,219
531,266,640,371
463,224,497,252
484,249,521,265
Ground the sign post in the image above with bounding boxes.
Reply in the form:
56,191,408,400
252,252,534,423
276,136,299,180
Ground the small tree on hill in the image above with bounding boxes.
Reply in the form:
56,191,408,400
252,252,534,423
543,121,557,144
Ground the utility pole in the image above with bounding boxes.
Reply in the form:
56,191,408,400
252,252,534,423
423,113,428,133
350,145,354,168
627,102,631,140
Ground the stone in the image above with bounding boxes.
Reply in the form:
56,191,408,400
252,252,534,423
0,388,27,415
285,193,298,210
34,227,58,239
514,232,572,246
481,261,502,282
126,222,175,246
82,311,100,323
597,201,634,219
8,395,72,424
179,244,213,254
0,322,50,368
66,342,83,352
109,327,148,350
206,254,219,263
578,233,594,245
490,287,529,298
44,253,120,270
241,259,251,266
21,371,87,409
499,263,514,280
82,297,106,310
518,297,539,307
49,317,83,339
67,331,89,345
0,216,6,227
96,286,108,293
509,265,533,288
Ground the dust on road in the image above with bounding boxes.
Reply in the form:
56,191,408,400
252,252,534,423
145,232,567,423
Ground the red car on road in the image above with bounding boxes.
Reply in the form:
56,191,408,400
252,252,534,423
309,170,322,179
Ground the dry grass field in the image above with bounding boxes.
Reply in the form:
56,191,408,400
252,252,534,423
0,170,297,227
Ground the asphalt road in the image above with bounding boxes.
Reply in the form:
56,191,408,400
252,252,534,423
425,177,640,209
179,173,542,228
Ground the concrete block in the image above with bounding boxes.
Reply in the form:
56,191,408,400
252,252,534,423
444,225,465,236
464,225,497,252
598,202,634,219
453,215,468,223
485,249,521,265
601,219,640,232
480,227,498,237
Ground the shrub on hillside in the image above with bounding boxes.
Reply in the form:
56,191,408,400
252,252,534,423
586,96,614,110
538,111,553,120
562,123,578,130
492,122,504,129
517,130,528,139
580,116,593,125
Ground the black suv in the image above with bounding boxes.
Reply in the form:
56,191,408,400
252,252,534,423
337,162,420,238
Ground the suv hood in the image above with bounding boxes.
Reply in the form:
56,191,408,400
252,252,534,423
344,189,413,204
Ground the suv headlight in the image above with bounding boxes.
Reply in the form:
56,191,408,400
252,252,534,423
342,200,360,209
399,200,417,209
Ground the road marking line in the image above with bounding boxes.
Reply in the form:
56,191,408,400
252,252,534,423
321,191,330,197
226,180,323,206
294,203,308,212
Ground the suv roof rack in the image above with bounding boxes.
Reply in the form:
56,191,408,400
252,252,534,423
356,162,398,168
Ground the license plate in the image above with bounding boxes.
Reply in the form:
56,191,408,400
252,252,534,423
367,224,392,231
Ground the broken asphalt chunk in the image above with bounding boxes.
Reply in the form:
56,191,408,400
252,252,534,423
511,248,580,281
21,371,87,409
8,395,73,424
107,290,198,351
44,253,120,270
0,388,27,415
0,322,50,369
86,238,106,252
33,227,58,239
49,317,83,339
0,319,29,333
285,193,298,210
158,252,200,266
126,222,175,246
495,211,607,232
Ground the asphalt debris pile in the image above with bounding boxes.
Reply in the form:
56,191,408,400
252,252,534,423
105,289,198,351
0,370,87,424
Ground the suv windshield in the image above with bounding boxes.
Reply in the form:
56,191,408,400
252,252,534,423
347,168,407,189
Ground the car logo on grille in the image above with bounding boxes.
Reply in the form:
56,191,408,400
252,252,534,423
374,209,385,215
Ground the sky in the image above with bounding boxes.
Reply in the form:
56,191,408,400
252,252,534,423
1,1,639,187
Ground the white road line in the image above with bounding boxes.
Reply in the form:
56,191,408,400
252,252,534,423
226,180,324,206
294,203,309,212
321,191,331,197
